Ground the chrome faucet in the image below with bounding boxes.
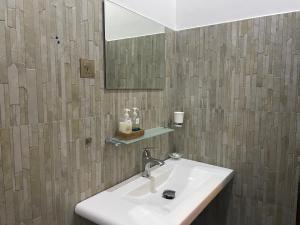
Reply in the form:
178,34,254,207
142,147,165,178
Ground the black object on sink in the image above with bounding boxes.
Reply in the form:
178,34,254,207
162,190,176,199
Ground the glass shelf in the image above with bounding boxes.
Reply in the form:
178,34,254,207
105,127,174,146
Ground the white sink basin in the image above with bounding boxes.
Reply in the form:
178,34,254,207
75,158,234,225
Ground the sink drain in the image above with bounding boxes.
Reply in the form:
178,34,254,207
162,190,176,199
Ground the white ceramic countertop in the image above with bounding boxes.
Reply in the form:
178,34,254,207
75,158,234,225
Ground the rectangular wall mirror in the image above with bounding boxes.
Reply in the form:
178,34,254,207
104,0,166,90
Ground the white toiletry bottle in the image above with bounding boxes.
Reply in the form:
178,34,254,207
132,107,141,131
119,108,132,134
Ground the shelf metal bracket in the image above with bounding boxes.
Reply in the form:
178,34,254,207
105,138,122,147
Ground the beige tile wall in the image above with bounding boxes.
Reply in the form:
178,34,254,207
0,1,176,225
105,33,166,89
175,12,300,225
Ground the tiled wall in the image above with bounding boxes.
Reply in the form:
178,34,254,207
174,12,300,225
0,1,176,225
106,33,166,89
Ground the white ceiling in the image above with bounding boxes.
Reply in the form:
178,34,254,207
176,0,300,30
110,0,300,31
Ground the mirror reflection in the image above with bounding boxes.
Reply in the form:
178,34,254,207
104,0,166,90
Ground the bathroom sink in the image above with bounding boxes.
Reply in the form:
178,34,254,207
75,158,234,225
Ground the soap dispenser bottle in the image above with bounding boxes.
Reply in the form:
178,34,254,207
119,108,132,134
132,107,141,131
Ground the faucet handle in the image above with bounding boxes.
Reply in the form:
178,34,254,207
143,147,156,157
143,146,156,150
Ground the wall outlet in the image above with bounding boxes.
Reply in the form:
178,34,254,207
80,59,95,78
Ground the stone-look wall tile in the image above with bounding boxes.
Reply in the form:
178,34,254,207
26,69,38,125
11,126,22,174
6,8,16,29
8,64,19,105
23,0,35,69
0,84,6,128
0,0,5,21
0,1,176,225
4,189,15,225
175,12,300,225
0,128,12,191
0,21,8,83
0,145,6,225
